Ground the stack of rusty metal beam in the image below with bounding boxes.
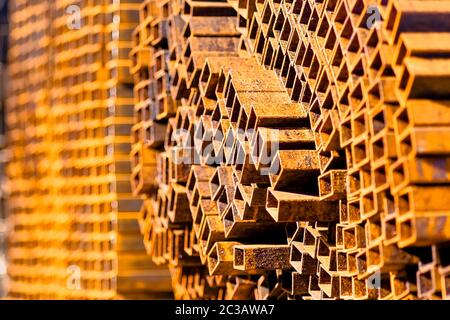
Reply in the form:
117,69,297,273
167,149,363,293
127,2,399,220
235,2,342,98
131,0,450,300
6,0,172,299
52,0,116,299
0,0,7,297
6,0,57,299
104,0,172,300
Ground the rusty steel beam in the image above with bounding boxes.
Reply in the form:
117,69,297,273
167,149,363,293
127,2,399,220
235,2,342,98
417,262,441,299
390,154,450,195
233,244,291,272
256,271,285,300
268,150,320,191
394,187,450,246
198,214,226,261
319,169,347,201
226,277,257,300
192,199,218,238
383,1,450,44
395,57,450,105
222,201,285,238
266,188,340,222
234,139,271,184
233,184,272,221
207,241,243,275
251,127,314,168
394,100,450,138
281,271,311,296
8,0,443,301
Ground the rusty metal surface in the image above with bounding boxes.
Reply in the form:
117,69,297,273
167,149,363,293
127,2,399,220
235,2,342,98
0,1,7,296
127,0,450,300
3,0,450,300
6,0,172,300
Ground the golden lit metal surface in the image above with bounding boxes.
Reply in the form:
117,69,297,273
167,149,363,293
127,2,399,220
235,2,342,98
3,0,450,300
129,0,450,300
6,0,171,300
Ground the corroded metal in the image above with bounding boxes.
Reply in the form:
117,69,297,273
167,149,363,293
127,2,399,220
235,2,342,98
5,0,450,301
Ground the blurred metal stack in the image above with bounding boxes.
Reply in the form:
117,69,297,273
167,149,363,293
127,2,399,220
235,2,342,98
6,0,171,299
0,0,7,299
105,0,172,299
7,0,56,299
4,0,450,301
129,0,450,300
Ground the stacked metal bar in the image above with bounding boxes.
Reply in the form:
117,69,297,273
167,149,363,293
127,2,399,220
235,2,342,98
131,0,450,300
104,0,172,300
0,0,7,298
6,0,171,299
7,0,57,299
4,0,450,301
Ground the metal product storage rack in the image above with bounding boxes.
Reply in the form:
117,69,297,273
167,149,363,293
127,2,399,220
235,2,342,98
128,0,450,300
6,0,172,299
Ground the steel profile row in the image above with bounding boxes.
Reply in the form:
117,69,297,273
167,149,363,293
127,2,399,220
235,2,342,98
0,1,7,296
6,0,172,299
129,0,450,300
4,0,450,300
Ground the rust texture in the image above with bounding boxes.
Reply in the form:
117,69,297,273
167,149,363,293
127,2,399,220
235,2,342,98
6,0,172,299
4,0,450,300
130,0,450,300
